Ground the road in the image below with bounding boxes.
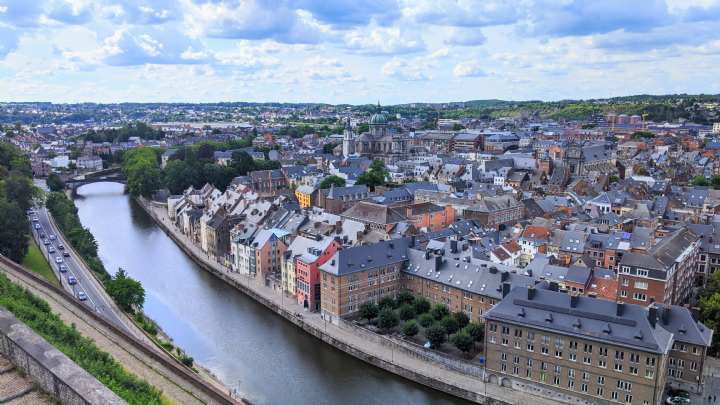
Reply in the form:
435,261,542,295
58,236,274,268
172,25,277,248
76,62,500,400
29,206,131,335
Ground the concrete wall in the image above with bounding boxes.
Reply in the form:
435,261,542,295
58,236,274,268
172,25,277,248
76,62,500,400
0,308,125,405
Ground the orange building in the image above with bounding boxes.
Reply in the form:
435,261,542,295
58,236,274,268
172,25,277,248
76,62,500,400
405,202,455,231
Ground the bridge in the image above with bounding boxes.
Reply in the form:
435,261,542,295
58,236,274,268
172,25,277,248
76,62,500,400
64,167,127,195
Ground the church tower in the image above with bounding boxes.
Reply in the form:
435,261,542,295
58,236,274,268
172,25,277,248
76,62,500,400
342,117,355,158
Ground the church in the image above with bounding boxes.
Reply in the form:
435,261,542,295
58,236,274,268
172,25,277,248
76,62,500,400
343,107,410,162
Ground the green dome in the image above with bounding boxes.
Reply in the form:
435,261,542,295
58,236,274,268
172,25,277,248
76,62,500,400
369,112,387,125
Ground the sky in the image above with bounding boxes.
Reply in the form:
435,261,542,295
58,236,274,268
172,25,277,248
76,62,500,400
1,0,720,104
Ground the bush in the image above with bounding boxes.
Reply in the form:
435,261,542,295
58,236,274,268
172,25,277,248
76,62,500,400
451,330,474,353
378,296,397,310
418,313,434,328
359,302,379,321
453,312,470,329
396,291,414,306
402,320,419,337
377,307,399,331
425,324,447,349
463,322,484,342
413,297,431,315
440,316,459,334
398,304,416,321
430,303,450,320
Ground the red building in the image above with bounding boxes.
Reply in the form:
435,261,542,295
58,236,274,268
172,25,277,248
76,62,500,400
293,235,342,311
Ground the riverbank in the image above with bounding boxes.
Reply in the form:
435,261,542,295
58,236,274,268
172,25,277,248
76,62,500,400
137,197,559,405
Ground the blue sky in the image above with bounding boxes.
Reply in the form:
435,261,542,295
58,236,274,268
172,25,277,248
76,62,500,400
1,0,720,104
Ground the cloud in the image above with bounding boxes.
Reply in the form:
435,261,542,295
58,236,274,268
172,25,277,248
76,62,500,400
590,22,720,52
0,0,45,27
344,26,424,55
294,0,401,28
0,26,19,58
182,0,323,44
406,0,518,27
453,60,485,77
382,57,430,81
444,28,486,46
214,41,282,72
63,27,212,67
46,0,94,24
100,0,179,25
303,57,352,80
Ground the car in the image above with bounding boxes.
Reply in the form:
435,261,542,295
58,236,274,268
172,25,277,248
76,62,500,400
666,397,690,405
26,209,34,215
77,291,87,301
43,240,51,245
63,251,70,257
34,223,41,230
55,256,63,264
59,264,68,273
40,233,46,239
48,247,55,254
49,235,56,241
31,217,39,222
57,244,64,250
67,276,77,285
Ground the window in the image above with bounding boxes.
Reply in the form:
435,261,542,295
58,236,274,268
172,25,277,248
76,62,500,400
502,338,509,346
616,380,632,392
620,266,630,274
568,379,575,389
513,356,520,364
620,290,627,297
597,387,604,397
634,281,648,290
646,357,656,367
569,352,577,361
637,269,648,277
614,363,623,372
555,350,563,358
625,394,633,404
615,351,625,360
630,366,638,375
633,292,647,301
645,369,654,379
554,365,561,373
583,356,591,365
568,369,576,378
599,347,608,356
541,346,549,355
553,376,560,385
501,352,508,361
611,391,619,400
582,372,590,381
527,358,533,367
584,344,593,353
527,343,534,352
597,376,605,385
580,383,588,393
514,329,523,338
598,358,607,368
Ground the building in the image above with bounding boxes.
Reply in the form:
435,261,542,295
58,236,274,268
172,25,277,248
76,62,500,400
76,155,103,171
286,234,341,311
252,228,290,280
340,201,407,233
295,185,316,209
319,239,410,323
485,286,712,405
316,184,370,214
248,169,287,196
347,107,410,162
463,195,524,230
404,202,455,232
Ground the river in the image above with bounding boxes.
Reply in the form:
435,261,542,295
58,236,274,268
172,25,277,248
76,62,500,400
74,182,469,405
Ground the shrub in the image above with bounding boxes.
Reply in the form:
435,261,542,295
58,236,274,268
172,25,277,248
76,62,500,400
398,304,416,321
377,307,399,331
396,291,414,306
378,296,397,310
425,324,447,349
418,313,434,328
453,311,470,329
464,322,484,342
440,316,459,335
402,320,419,337
359,302,379,321
412,297,431,314
451,330,474,353
430,303,450,320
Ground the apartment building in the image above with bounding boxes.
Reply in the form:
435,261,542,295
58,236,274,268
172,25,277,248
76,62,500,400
485,287,711,405
284,233,341,311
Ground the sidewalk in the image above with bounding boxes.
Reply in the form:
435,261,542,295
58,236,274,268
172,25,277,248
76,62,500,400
143,201,561,405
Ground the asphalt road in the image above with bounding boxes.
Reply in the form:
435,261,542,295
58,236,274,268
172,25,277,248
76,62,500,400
29,207,130,333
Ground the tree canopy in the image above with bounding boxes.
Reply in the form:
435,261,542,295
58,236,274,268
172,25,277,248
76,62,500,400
355,159,388,189
105,269,145,314
319,175,346,189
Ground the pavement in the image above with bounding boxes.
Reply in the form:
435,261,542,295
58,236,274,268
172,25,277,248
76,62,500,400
145,201,561,405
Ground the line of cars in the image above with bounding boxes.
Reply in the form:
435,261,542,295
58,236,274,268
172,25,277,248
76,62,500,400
28,209,88,302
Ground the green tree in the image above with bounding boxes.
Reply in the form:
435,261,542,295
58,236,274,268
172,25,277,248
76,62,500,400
453,312,470,329
46,173,65,192
163,160,198,194
430,303,450,320
396,291,414,306
319,175,346,189
712,175,720,190
691,176,709,187
413,297,431,315
122,148,161,197
105,269,145,314
4,172,37,211
425,324,447,349
463,322,485,342
451,330,474,353
359,301,379,321
0,198,29,261
398,304,416,321
402,320,419,337
197,143,216,161
418,313,434,328
609,175,619,184
378,296,396,310
440,315,459,334
377,307,399,332
323,143,340,154
356,159,388,189
452,123,465,131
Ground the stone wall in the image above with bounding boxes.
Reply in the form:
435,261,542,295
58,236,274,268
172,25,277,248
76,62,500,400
0,308,125,405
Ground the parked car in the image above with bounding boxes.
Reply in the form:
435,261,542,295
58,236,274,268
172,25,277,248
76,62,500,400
57,244,64,250
666,390,690,405
40,233,46,239
77,291,87,301
34,223,41,230
49,235,56,241
67,276,77,285
31,216,39,222
43,240,51,245
48,247,55,254
55,256,63,264
59,264,68,273
63,251,70,257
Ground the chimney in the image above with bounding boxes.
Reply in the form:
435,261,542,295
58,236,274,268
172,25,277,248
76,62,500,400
502,282,511,298
424,250,431,260
500,271,509,282
661,306,671,325
434,255,442,271
648,306,657,328
570,294,579,308
527,286,536,300
410,235,416,248
616,302,625,317
450,240,458,254
549,281,559,292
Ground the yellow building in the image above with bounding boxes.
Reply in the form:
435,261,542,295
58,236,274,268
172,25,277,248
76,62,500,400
295,185,315,209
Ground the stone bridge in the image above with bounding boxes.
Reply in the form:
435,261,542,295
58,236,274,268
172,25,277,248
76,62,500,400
65,167,126,195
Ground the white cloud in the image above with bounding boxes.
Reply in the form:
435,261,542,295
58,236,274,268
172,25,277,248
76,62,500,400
453,60,485,77
444,28,486,46
382,57,430,81
344,26,424,55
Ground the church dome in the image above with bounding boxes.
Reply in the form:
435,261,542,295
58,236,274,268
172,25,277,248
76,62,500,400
369,112,388,125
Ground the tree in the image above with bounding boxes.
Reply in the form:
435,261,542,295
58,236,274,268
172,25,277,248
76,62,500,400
413,297,431,315
452,123,465,131
396,291,414,306
418,313,434,328
377,307,399,332
430,303,450,320
425,324,447,349
451,330,474,353
453,312,470,329
402,320,419,337
356,159,388,189
163,160,198,194
699,293,720,355
631,131,654,140
398,304,416,321
712,175,720,190
691,176,709,187
440,315,459,334
608,175,619,184
378,296,396,310
122,148,161,197
105,269,145,314
0,198,29,262
46,173,65,192
197,143,216,161
359,302,379,321
319,175,346,189
463,322,484,342
4,172,37,211
323,143,340,154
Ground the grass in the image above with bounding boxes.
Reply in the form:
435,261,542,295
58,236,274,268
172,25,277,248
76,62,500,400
21,238,59,287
